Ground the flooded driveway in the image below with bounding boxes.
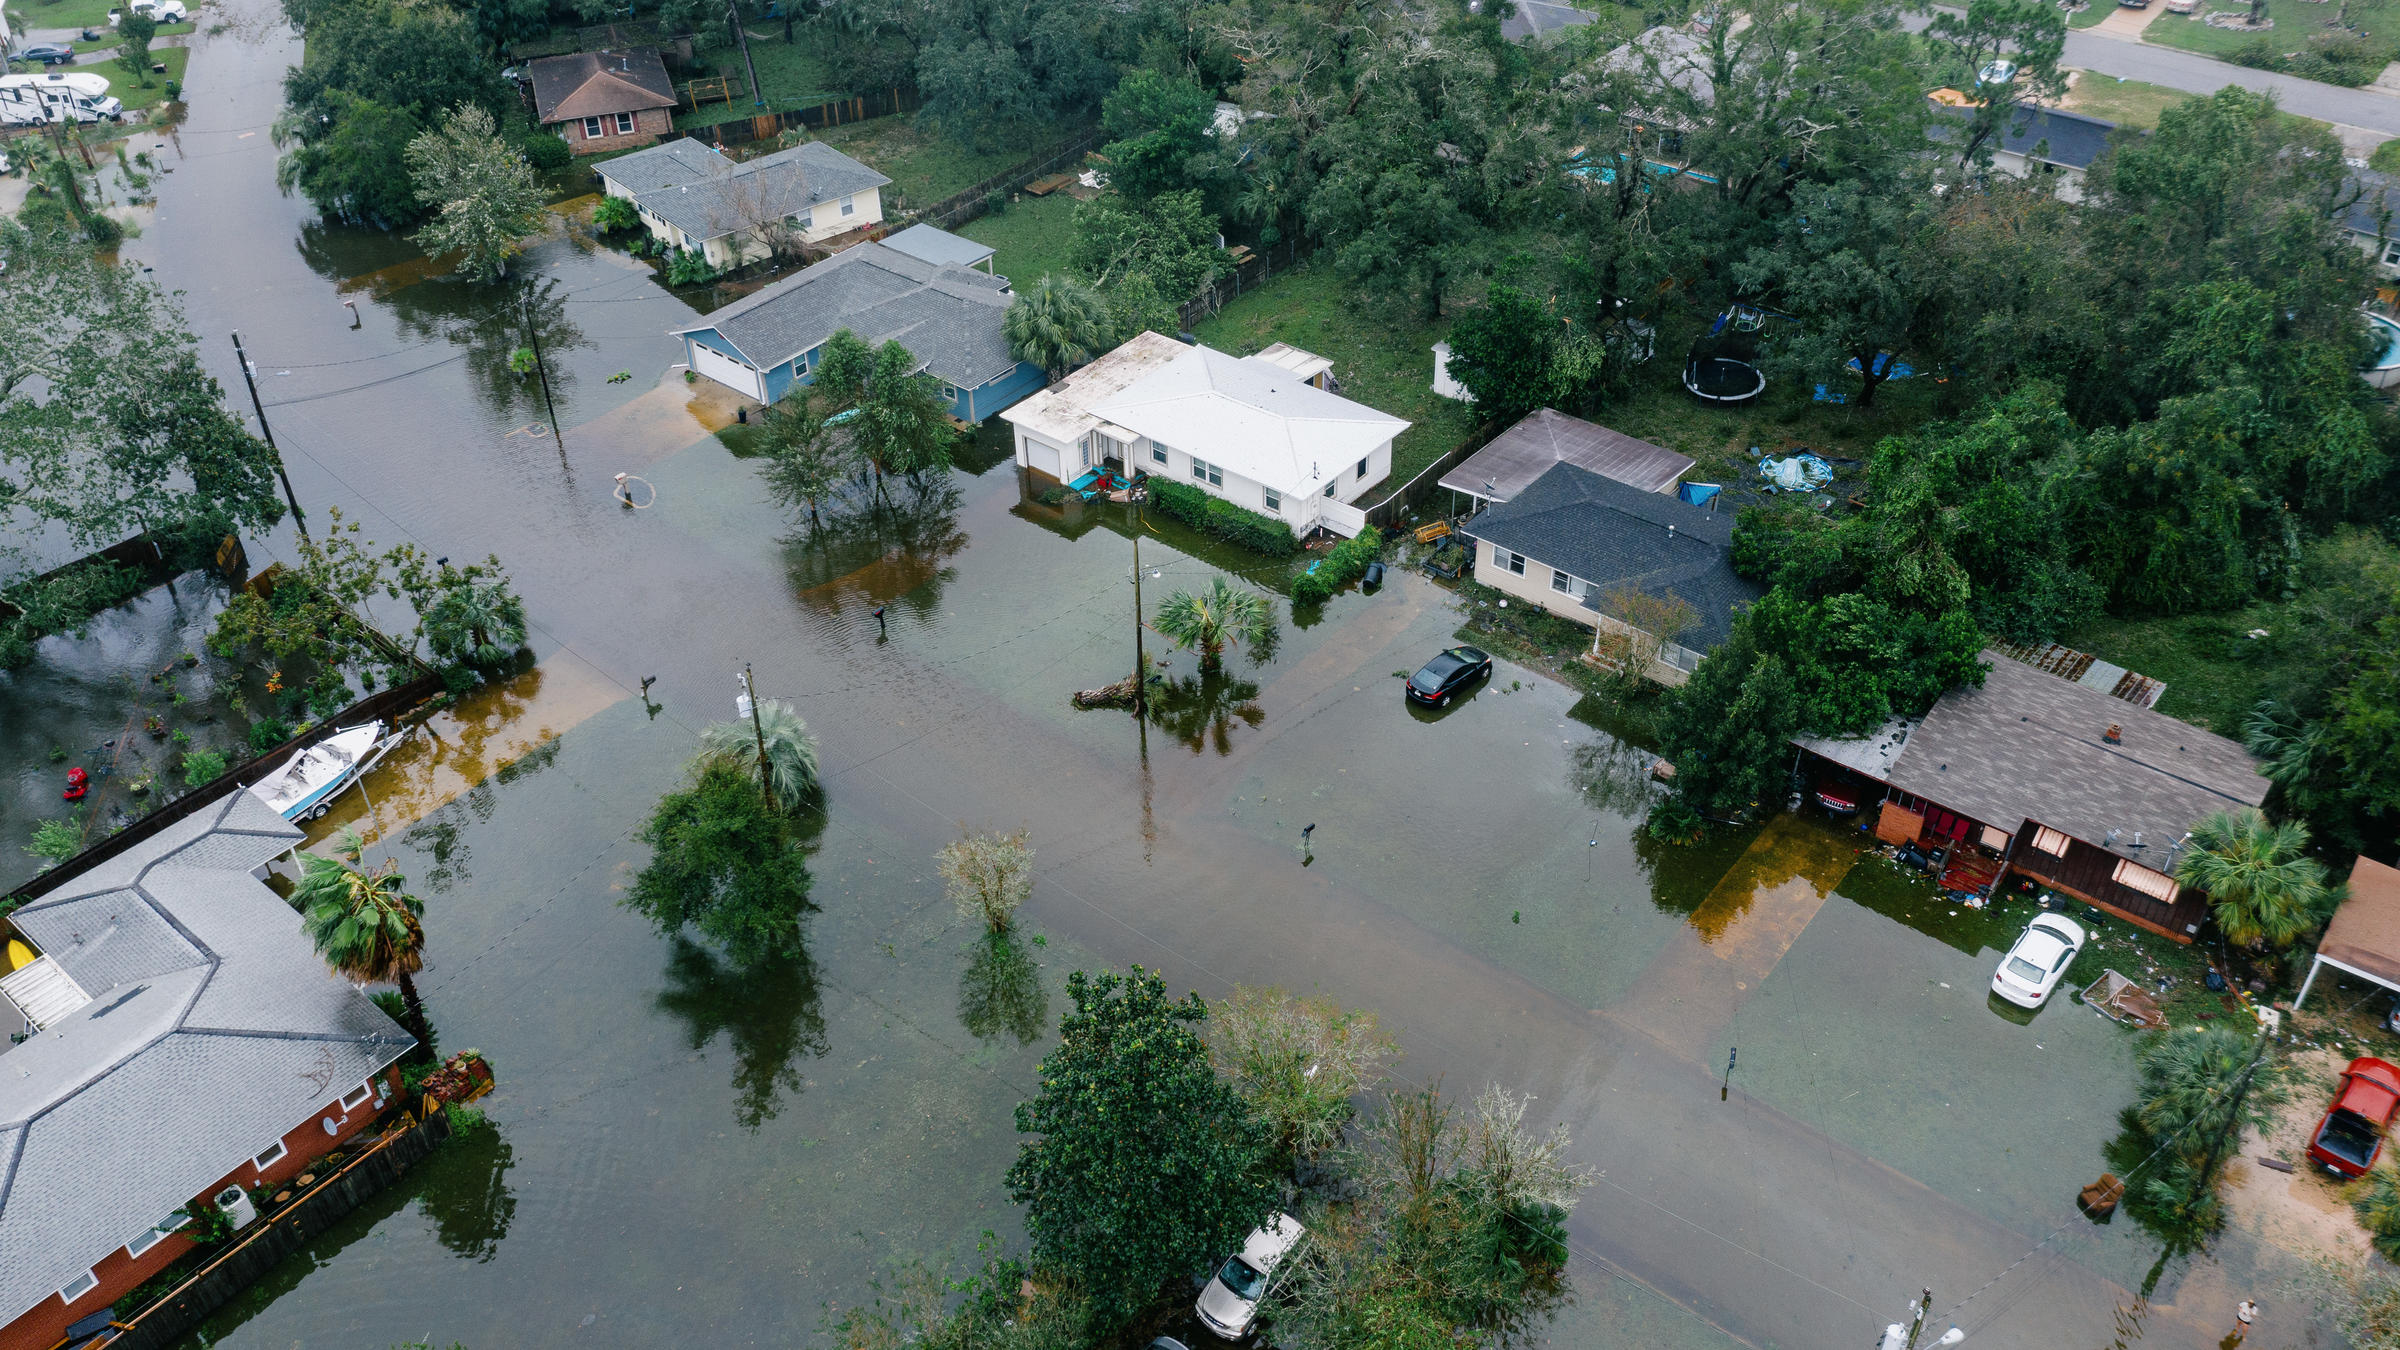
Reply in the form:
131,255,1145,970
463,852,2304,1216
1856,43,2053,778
103,11,2296,1347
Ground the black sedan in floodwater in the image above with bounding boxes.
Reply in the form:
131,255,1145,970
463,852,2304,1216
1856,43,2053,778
1405,645,1493,707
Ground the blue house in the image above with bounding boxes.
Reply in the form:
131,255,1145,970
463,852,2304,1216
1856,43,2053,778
669,237,1046,423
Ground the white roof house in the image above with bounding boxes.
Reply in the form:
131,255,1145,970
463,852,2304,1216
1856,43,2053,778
1003,333,1409,539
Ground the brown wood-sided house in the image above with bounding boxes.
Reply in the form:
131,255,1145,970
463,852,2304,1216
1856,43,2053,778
528,48,677,155
1795,649,2271,941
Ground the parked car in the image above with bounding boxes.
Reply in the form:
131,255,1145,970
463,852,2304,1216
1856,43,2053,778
1405,645,1492,708
1990,913,2086,1008
1976,59,2018,85
1196,1213,1305,1340
16,44,76,66
107,0,189,23
2307,1057,2400,1178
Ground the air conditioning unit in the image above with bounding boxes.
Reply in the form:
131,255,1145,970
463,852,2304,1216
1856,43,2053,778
213,1185,257,1228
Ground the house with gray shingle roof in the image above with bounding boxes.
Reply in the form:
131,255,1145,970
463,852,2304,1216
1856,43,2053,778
1458,460,1759,683
669,240,1045,422
0,790,414,1350
598,138,892,270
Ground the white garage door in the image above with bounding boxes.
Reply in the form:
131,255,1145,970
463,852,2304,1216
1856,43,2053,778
689,341,764,401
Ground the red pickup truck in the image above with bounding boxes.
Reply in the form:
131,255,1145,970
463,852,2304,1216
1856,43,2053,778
2308,1057,2400,1178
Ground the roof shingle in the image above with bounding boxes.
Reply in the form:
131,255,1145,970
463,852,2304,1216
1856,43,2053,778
671,241,1018,387
528,49,677,124
599,139,891,245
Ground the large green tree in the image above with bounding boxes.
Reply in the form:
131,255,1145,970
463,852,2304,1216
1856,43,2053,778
625,760,817,964
1735,175,1945,407
1098,67,1221,202
1006,966,1277,1331
2177,807,2334,948
914,0,1121,148
276,0,508,225
407,104,548,283
1072,189,1225,300
1925,0,2068,172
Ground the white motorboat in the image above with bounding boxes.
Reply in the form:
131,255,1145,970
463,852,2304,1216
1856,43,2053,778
245,721,403,821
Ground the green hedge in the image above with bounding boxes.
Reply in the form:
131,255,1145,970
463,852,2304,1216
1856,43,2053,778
1290,528,1386,605
1148,478,1299,556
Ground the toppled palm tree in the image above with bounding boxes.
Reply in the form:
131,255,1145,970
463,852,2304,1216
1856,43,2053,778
697,697,821,811
295,827,431,1049
2176,807,2334,948
1153,577,1276,672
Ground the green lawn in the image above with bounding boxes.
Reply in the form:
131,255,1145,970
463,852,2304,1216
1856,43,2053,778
71,19,193,52
2139,0,2383,58
2058,74,2196,129
1194,262,1483,505
674,36,840,128
2067,1,2114,27
19,0,183,35
958,192,1078,288
810,117,1070,212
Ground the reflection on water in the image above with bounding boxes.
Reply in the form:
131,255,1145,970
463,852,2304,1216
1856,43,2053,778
785,474,968,622
1679,814,1858,945
957,932,1048,1045
417,1114,518,1262
653,938,831,1132
387,274,592,430
1145,669,1263,756
1567,733,1660,820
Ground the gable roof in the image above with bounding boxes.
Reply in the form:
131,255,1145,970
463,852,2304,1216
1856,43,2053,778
1442,408,1693,500
1461,461,1757,649
1800,651,2269,858
880,222,996,271
528,48,676,124
2319,857,2400,989
1930,101,2119,170
671,241,1018,387
1001,330,1191,446
1088,341,1411,496
0,791,414,1325
598,139,891,244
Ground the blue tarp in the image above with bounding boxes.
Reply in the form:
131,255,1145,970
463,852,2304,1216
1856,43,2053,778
1678,481,1723,507
1845,353,1916,380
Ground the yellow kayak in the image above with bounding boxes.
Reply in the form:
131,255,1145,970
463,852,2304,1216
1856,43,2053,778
4,939,34,973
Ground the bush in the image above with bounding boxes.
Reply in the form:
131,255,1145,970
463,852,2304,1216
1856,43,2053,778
591,194,640,233
27,815,82,862
83,212,124,247
1288,528,1385,603
983,188,1007,216
182,748,228,788
248,716,294,753
163,79,180,100
520,132,570,170
1148,478,1300,556
666,246,720,286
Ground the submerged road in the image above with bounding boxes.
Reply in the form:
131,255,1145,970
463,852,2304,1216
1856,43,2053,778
123,10,2272,1349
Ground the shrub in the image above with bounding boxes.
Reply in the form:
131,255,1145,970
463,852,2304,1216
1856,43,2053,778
666,246,720,286
182,748,228,787
27,815,82,861
84,212,124,247
520,132,571,170
1288,527,1385,603
248,716,294,752
1291,569,1332,606
984,188,1007,216
1149,478,1300,555
591,194,640,233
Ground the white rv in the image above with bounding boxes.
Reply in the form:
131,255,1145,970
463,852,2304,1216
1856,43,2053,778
0,71,125,124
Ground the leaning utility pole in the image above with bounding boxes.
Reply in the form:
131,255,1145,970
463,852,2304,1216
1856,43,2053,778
741,663,777,812
729,0,764,108
1878,1289,1963,1350
229,331,310,538
519,294,563,452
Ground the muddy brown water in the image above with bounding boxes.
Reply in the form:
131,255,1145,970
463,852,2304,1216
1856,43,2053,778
39,10,2312,1346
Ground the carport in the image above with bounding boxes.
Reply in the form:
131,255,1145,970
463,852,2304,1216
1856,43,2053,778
2295,856,2400,1010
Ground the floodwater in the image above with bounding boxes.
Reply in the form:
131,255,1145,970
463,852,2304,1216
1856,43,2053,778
68,8,2309,1347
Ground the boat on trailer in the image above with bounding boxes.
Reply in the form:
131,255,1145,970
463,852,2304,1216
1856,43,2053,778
245,721,403,821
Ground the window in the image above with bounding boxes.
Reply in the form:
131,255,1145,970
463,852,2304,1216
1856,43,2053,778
1150,443,1167,466
1498,549,1525,576
839,194,855,217
939,382,959,402
798,209,814,230
127,1211,190,1258
339,1082,373,1111
2384,238,2400,267
1323,480,1337,498
251,1140,287,1172
1551,568,1574,594
2112,858,2181,904
2031,826,2071,857
1356,456,1370,480
581,116,604,139
1190,457,1222,488
58,1271,99,1305
615,111,636,135
1262,487,1281,513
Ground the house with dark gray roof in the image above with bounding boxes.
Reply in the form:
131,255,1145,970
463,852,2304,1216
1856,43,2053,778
1929,99,2120,202
670,240,1044,422
1796,650,2270,942
1458,460,1759,683
2341,168,2400,275
0,791,414,1349
527,49,677,155
598,139,892,271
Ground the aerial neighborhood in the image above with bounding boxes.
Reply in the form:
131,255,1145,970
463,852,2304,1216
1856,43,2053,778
8,0,2400,1346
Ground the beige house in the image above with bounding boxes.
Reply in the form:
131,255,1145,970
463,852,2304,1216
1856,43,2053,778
597,140,892,270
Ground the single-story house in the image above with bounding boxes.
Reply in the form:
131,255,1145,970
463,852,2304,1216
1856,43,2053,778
527,48,677,155
880,222,996,275
598,139,891,271
2343,169,2400,276
2296,856,2400,1009
670,240,1043,422
1796,650,2271,941
0,790,415,1350
1459,461,1758,683
1002,332,1410,539
1930,99,2118,202
1441,407,1694,509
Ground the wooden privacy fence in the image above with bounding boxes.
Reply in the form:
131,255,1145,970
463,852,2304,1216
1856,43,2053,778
93,1110,456,1350
1174,237,1309,333
675,87,919,148
905,128,1101,230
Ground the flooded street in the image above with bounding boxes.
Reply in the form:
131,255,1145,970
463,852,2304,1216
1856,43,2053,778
86,9,2309,1347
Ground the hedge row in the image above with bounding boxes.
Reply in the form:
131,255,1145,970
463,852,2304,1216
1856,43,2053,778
1148,478,1299,557
1290,528,1386,605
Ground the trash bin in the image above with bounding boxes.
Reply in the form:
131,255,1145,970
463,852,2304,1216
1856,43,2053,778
1362,561,1385,588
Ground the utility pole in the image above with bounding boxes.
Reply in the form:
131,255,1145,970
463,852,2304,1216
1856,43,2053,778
740,663,776,812
520,294,563,452
229,331,309,538
1131,532,1148,716
1879,1289,1963,1350
729,0,764,108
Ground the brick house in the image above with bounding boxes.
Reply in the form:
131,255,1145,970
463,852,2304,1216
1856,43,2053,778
528,48,678,155
0,791,415,1350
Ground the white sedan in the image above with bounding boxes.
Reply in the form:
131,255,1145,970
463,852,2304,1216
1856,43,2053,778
1196,1212,1305,1340
1992,913,2087,1008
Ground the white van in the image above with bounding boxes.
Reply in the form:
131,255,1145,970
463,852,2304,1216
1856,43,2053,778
107,0,190,24
0,72,126,124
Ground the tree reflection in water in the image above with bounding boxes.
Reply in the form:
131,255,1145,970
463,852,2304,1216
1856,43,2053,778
415,1112,517,1261
957,932,1048,1045
653,938,830,1132
782,472,969,623
384,273,592,429
1144,668,1264,756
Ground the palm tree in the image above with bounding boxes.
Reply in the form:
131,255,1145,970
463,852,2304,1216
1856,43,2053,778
295,828,432,1050
696,697,821,810
422,572,529,668
1004,274,1115,379
1152,577,1276,672
2132,1023,2276,1231
2177,807,2333,948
